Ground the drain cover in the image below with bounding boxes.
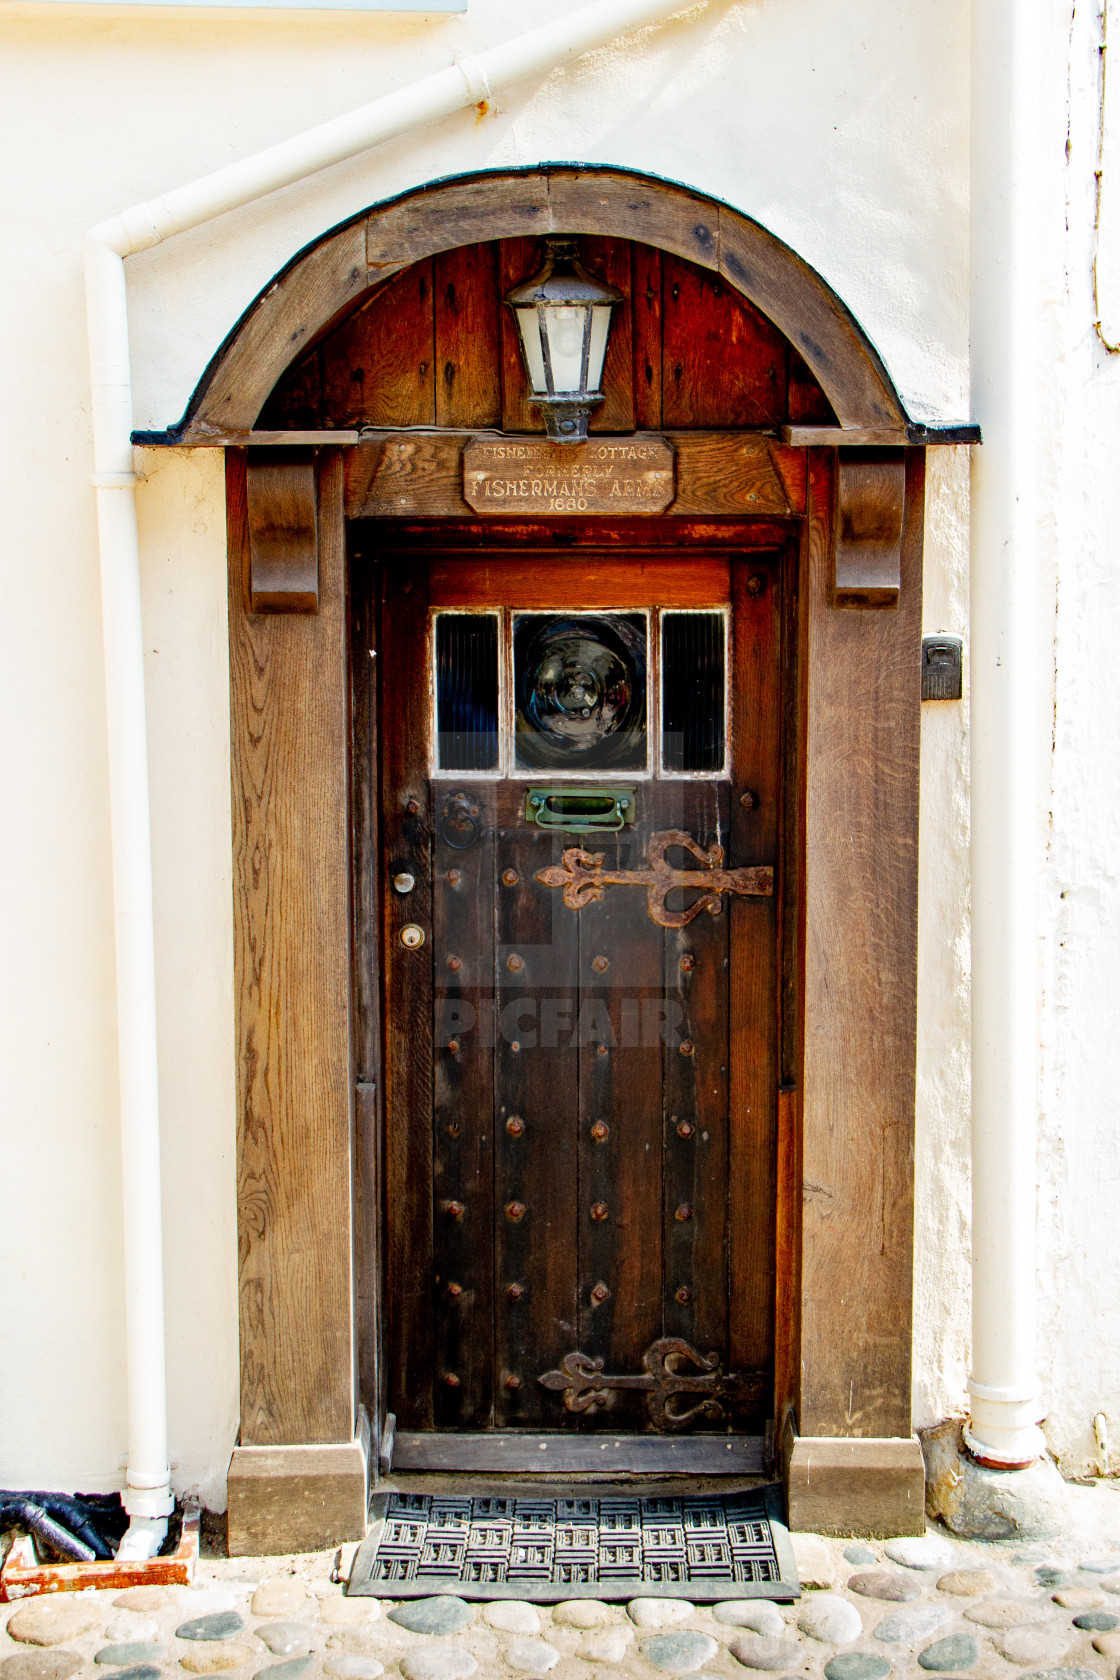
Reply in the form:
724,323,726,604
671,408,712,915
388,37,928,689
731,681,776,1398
347,1484,799,1601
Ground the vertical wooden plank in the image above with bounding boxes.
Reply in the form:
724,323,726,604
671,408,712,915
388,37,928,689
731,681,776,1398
431,782,496,1427
380,559,435,1430
499,238,544,434
631,244,663,432
227,448,355,1446
660,784,730,1384
728,556,781,1387
256,348,323,430
798,448,924,1439
576,825,663,1422
662,253,789,429
320,262,435,428
434,244,502,429
581,236,635,434
773,1084,801,1435
493,810,579,1425
355,1082,383,1464
348,539,384,1448
787,347,836,426
348,543,380,1084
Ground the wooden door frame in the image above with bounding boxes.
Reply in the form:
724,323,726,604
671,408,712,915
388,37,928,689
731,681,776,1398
220,170,928,1553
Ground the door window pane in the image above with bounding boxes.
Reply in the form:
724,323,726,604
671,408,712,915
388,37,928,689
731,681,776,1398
661,611,726,773
435,613,499,771
513,613,647,772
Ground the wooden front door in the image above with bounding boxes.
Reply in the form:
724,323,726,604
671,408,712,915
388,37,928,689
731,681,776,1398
378,546,781,1451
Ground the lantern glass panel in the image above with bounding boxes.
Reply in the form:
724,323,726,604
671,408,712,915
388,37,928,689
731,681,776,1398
515,306,548,392
586,305,613,392
541,303,588,392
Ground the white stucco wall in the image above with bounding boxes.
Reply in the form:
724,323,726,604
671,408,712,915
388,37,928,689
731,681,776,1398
1033,0,1120,1480
13,0,1106,1508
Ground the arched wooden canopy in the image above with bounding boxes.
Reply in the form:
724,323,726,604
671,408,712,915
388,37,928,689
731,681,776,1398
163,167,917,442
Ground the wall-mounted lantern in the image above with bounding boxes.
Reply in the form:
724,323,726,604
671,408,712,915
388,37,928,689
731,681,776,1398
504,238,623,443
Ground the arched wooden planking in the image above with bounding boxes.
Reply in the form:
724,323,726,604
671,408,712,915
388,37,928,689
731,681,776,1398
176,167,909,439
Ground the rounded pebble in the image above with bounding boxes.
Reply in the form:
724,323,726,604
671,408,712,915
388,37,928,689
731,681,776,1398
253,1661,314,1680
177,1613,246,1643
1036,1570,1077,1590
323,1658,384,1680
482,1602,540,1634
885,1537,957,1572
398,1649,478,1680
552,1600,610,1628
964,1600,1048,1631
1053,1590,1104,1611
0,1661,83,1680
713,1603,786,1636
252,1624,314,1658
114,1588,177,1613
577,1627,633,1663
917,1634,980,1671
1017,1670,1100,1680
824,1656,892,1680
641,1630,719,1673
1091,1632,1120,1658
798,1595,864,1645
872,1605,955,1644
7,1600,105,1647
387,1598,472,1637
938,1572,997,1598
95,1645,162,1667
728,1635,802,1670
103,1616,160,1644
179,1642,254,1673
849,1571,923,1602
1000,1630,1073,1666
251,1586,309,1621
628,1599,694,1630
504,1638,560,1674
106,1668,161,1680
845,1547,878,1568
319,1599,378,1626
1073,1612,1120,1631
1080,1561,1120,1575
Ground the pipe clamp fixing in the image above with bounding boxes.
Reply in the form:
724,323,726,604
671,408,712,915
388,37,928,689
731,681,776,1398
456,54,493,107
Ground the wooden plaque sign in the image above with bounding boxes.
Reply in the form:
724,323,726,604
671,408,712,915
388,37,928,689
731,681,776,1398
463,436,676,516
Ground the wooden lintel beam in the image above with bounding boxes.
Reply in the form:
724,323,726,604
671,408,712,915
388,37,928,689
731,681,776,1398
781,423,981,447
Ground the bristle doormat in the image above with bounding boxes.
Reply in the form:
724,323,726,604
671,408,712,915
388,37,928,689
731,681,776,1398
347,1484,799,1601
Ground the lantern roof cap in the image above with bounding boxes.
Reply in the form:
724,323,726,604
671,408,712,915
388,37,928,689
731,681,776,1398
504,237,624,307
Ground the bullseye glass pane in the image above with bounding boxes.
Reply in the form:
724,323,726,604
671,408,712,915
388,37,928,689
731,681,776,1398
661,611,726,773
513,612,647,772
435,613,499,771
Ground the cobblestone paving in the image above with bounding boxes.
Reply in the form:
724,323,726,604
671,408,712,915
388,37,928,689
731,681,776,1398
8,1495,1120,1680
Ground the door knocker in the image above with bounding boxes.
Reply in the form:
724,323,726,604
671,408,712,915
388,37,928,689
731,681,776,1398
440,792,481,850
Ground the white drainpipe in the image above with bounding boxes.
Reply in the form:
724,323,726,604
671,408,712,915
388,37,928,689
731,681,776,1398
965,0,1047,1468
85,0,711,1557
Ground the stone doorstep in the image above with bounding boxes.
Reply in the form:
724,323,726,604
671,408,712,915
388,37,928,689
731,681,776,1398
227,1421,371,1559
785,1435,928,1539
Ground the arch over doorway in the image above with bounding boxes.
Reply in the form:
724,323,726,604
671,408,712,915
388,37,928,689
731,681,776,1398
216,161,930,1555
168,166,911,440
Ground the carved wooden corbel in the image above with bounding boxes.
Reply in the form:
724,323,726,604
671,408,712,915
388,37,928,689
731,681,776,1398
246,453,319,613
833,450,906,608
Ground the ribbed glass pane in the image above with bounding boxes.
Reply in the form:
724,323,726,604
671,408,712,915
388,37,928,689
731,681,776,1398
435,614,499,771
661,612,726,773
